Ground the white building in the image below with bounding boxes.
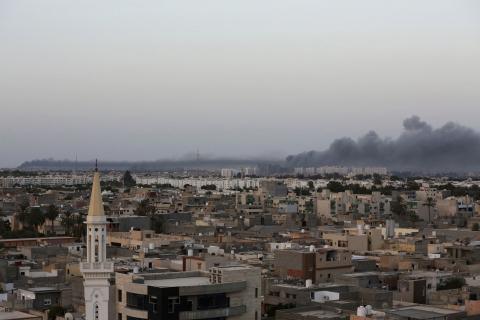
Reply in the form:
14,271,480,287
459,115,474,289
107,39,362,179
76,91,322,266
80,168,115,320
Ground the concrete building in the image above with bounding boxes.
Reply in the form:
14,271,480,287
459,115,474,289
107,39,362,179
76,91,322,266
274,248,353,284
116,265,261,320
16,287,61,311
315,248,353,283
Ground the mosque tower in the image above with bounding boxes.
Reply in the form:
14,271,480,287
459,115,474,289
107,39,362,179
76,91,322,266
80,163,114,320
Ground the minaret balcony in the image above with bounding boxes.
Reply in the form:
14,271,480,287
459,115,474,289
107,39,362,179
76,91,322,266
80,261,114,273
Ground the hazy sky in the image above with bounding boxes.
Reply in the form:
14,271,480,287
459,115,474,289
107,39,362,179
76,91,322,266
1,0,480,168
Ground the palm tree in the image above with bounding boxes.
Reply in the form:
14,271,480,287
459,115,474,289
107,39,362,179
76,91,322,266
391,196,407,217
45,205,59,235
423,197,436,225
72,214,86,239
27,207,45,233
16,209,28,230
135,199,155,216
60,211,73,236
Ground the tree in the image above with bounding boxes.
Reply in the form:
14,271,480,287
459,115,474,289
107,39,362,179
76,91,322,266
72,214,86,239
391,196,407,217
27,207,45,232
201,184,217,191
60,211,74,236
294,187,311,196
246,194,255,205
373,174,383,185
307,181,315,190
0,219,11,236
423,197,436,225
406,180,420,191
135,200,155,216
326,181,345,193
123,171,136,188
151,215,166,233
45,205,59,235
437,277,465,290
47,306,65,320
16,208,28,230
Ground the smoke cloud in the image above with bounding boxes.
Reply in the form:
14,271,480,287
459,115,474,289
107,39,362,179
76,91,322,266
286,116,480,173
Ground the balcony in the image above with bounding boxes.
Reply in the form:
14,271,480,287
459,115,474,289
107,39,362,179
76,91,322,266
80,262,114,273
179,305,246,320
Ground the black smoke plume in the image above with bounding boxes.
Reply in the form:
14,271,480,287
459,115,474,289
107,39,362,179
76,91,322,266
286,116,480,173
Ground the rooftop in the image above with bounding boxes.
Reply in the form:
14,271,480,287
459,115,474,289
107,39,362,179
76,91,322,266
0,311,40,320
25,287,58,292
145,276,210,288
387,306,463,319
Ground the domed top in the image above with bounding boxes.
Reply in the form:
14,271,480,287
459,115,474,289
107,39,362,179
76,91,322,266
88,171,104,216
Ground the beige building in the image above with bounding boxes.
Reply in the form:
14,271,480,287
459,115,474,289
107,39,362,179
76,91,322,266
315,248,353,283
322,227,383,252
107,229,190,251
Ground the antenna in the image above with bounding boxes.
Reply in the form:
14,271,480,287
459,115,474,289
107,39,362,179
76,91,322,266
95,159,98,172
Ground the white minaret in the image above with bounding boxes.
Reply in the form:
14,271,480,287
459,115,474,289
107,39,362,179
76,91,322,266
80,164,114,320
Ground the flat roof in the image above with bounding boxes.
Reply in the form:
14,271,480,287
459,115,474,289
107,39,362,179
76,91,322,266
0,311,40,320
145,276,210,288
297,310,341,318
388,306,461,319
25,287,58,292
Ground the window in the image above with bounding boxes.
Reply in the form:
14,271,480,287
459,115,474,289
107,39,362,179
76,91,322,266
126,293,148,310
44,298,52,306
149,295,157,304
118,290,122,302
118,313,122,320
255,288,258,298
168,297,180,313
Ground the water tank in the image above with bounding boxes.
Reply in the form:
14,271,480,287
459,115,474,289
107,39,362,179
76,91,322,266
366,305,373,315
133,266,139,274
149,243,155,250
306,279,313,288
301,229,305,233
187,249,194,256
309,245,315,252
64,313,74,320
357,306,367,317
